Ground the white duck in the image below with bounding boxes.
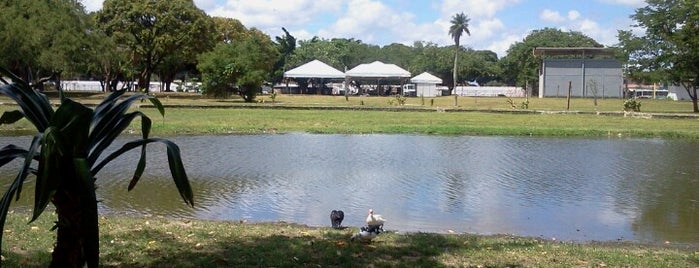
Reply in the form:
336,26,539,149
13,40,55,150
365,209,386,229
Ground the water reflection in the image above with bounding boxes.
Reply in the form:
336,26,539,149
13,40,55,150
1,134,698,243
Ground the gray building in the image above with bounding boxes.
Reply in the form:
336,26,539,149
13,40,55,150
535,47,623,98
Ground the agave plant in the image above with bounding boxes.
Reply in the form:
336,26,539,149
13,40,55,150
0,68,192,267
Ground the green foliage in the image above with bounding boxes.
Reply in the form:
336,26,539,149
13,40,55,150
198,29,278,102
617,0,699,112
287,38,378,72
272,27,297,82
389,94,407,106
623,98,642,112
0,68,192,267
97,0,214,91
0,0,89,80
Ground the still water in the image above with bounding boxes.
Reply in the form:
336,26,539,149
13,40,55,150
1,134,698,243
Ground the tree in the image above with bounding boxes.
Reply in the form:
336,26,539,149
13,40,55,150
83,13,135,92
198,29,278,101
0,68,192,267
211,17,248,44
500,28,601,93
617,0,699,112
97,0,213,92
0,0,89,83
410,41,453,85
272,27,297,83
448,12,471,92
288,37,378,72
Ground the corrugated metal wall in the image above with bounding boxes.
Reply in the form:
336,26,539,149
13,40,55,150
540,59,623,98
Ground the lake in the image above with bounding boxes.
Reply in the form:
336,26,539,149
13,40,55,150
1,134,698,243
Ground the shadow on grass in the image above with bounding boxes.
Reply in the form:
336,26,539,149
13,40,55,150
97,223,540,268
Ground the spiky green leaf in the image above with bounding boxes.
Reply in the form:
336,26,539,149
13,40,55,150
0,145,30,168
0,134,42,252
0,110,24,125
128,115,152,191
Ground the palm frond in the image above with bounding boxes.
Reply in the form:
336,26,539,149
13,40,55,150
0,133,42,250
0,144,30,168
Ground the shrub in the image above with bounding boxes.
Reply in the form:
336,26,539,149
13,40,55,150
623,98,642,112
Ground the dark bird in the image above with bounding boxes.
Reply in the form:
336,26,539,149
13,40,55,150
330,210,344,229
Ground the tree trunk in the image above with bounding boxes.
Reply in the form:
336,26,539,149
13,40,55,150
139,64,153,93
692,86,698,113
452,46,458,95
50,166,99,268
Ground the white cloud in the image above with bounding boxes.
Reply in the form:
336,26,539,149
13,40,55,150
440,0,521,19
539,8,623,48
540,9,564,23
207,0,342,35
596,0,645,7
317,0,413,45
567,10,581,21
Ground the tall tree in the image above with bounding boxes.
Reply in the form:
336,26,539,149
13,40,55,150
272,27,297,82
211,17,248,44
0,0,89,83
617,0,699,112
97,0,213,92
448,12,471,92
83,13,134,92
198,28,278,101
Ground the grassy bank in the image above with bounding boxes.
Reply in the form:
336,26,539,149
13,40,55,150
3,95,699,139
2,212,697,267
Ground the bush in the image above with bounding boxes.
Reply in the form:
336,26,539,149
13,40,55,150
623,98,642,112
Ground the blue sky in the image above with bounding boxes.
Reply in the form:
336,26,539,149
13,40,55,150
82,0,646,57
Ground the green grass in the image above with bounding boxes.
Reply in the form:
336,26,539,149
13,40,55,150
4,94,698,139
3,212,697,267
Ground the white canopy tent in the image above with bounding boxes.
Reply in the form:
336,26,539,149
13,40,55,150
410,72,442,84
283,59,345,94
345,61,411,78
283,59,345,79
410,72,443,97
345,61,411,95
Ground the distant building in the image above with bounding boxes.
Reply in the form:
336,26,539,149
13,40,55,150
535,47,623,98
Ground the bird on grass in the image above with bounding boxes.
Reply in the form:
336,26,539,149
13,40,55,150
350,225,383,242
351,209,387,242
330,210,344,229
365,209,386,229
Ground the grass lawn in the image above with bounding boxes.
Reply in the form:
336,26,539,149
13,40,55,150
3,211,698,267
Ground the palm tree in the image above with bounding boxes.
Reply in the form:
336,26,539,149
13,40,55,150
449,12,471,95
0,68,192,267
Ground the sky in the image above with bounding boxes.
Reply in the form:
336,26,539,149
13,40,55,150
81,0,646,58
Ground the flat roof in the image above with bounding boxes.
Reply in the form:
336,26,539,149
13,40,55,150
533,47,615,57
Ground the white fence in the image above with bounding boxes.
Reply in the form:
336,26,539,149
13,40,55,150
60,80,165,92
454,86,525,97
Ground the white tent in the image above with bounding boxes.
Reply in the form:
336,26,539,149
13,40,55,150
284,59,345,79
410,72,443,97
410,72,442,84
345,61,411,78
